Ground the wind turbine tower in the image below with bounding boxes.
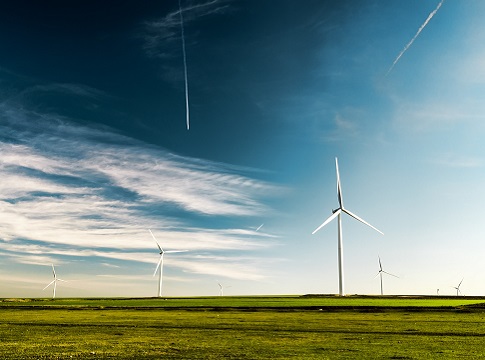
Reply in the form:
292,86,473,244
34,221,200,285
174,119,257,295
149,229,187,297
312,158,383,296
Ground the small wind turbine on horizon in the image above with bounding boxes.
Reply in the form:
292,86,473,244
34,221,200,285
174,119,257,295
453,278,464,296
149,229,187,297
217,281,231,296
312,157,383,296
42,264,66,299
375,256,398,295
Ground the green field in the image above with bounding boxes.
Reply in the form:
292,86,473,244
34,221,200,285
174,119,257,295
2,296,485,359
2,295,485,309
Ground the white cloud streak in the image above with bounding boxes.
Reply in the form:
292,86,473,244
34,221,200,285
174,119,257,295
392,100,485,134
170,255,278,281
143,0,231,58
179,0,190,130
322,111,360,142
387,0,445,75
0,100,281,281
431,154,483,169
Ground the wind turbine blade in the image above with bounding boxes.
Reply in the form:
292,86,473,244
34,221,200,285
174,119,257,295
153,255,163,277
256,223,264,231
312,209,341,235
52,264,56,278
335,158,344,208
378,256,382,271
149,229,163,253
374,272,381,279
458,278,464,287
57,278,68,282
382,271,399,278
163,250,188,254
342,209,384,235
43,280,55,290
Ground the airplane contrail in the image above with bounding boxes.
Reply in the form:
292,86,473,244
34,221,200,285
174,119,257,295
256,223,264,232
179,0,190,130
387,0,445,75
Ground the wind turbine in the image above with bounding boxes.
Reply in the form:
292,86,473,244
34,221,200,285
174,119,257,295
149,229,187,297
312,157,383,296
42,264,66,299
453,278,464,296
217,281,231,296
375,256,398,295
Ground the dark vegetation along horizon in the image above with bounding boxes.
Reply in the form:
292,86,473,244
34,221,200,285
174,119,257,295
2,296,485,358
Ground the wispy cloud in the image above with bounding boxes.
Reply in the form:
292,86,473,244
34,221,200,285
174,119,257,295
387,0,445,75
334,113,358,134
171,254,280,281
0,98,281,280
21,83,108,100
431,154,483,169
323,112,359,142
392,100,485,134
142,0,232,58
0,70,109,107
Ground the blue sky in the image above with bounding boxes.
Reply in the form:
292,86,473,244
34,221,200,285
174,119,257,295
1,0,485,297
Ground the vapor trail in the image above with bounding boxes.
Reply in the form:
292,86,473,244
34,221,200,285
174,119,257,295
387,0,445,75
179,0,190,130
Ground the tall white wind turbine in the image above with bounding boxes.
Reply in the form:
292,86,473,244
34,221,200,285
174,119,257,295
312,158,383,296
149,229,187,297
375,256,398,295
42,264,66,299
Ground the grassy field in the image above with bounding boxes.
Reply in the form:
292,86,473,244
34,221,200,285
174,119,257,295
2,296,485,359
2,295,485,308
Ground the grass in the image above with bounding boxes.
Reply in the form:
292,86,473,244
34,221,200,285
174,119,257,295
2,295,485,308
2,296,485,359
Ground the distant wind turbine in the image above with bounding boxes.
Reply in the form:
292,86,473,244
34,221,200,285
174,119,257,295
375,256,398,295
453,278,464,296
312,158,383,296
217,281,231,296
149,229,187,297
42,264,66,299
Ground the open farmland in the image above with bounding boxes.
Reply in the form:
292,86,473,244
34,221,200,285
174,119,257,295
1,296,485,359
